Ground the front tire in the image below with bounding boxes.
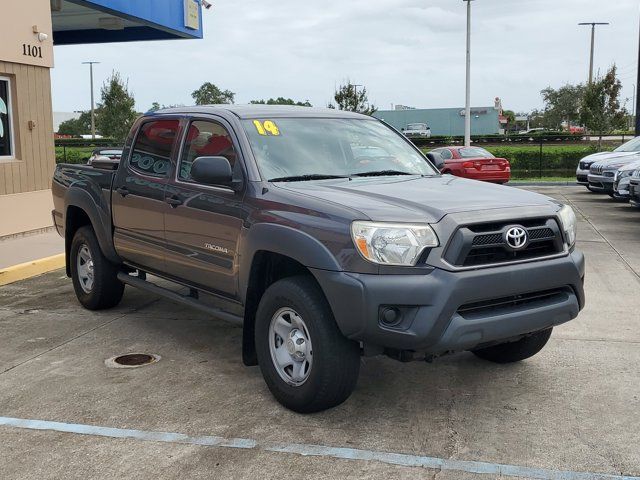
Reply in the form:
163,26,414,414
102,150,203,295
70,226,124,310
255,276,360,413
472,328,552,364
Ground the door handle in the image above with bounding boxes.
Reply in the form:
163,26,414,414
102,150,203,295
116,186,129,197
166,196,183,208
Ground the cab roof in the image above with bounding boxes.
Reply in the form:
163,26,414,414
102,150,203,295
153,104,373,120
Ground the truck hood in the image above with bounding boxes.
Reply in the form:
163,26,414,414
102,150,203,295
581,150,640,164
276,175,556,223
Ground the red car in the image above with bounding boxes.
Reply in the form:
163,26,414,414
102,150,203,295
430,146,511,184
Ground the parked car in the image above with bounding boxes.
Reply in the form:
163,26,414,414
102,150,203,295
588,155,640,196
86,148,123,165
612,159,640,201
518,128,545,135
402,123,431,138
52,105,584,413
576,136,640,189
430,146,510,184
629,168,640,207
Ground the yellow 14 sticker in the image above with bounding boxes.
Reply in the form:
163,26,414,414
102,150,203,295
253,120,280,136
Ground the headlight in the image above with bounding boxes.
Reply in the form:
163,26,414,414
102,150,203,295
618,169,634,180
351,221,439,266
557,205,577,247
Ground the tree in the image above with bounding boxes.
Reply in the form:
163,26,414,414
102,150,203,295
250,97,312,107
540,83,585,130
502,109,516,133
57,111,92,136
191,82,235,105
580,66,627,146
331,82,376,115
148,102,184,112
95,72,138,142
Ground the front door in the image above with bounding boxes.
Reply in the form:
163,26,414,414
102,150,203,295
112,118,180,273
163,118,245,299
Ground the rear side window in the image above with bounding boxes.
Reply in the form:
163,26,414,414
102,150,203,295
129,119,180,177
437,149,453,160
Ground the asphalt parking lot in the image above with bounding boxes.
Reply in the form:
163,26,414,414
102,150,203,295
1,186,639,480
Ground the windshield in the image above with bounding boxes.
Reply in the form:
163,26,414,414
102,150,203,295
242,118,438,181
614,136,640,152
459,147,495,159
407,123,427,130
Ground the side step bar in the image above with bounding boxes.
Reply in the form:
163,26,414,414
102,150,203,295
117,272,243,326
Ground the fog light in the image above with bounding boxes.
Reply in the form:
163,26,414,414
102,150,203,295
380,307,402,327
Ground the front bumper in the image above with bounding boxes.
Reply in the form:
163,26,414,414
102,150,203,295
313,249,585,354
630,179,640,207
587,173,614,193
613,176,632,199
576,167,590,185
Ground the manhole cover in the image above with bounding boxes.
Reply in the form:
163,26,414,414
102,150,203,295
105,353,161,369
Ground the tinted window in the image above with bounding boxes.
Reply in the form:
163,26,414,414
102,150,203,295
437,149,453,160
129,120,179,177
179,120,237,182
0,78,13,158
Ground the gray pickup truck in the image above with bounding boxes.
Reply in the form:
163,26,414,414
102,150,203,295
52,105,585,412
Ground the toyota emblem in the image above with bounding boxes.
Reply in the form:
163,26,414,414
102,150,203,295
504,226,528,250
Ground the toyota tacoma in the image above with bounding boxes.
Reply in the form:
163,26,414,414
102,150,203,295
52,106,585,413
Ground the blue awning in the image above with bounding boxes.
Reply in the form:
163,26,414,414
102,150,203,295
52,0,203,45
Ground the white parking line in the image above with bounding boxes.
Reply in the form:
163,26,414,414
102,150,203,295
1,416,638,480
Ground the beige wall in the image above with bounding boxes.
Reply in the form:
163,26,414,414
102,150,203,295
0,0,54,68
0,189,54,237
0,1,55,235
0,61,55,195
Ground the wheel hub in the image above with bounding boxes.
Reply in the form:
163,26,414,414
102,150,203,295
268,307,313,386
287,329,307,360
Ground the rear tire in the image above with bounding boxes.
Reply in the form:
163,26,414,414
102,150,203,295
472,328,552,364
255,276,360,413
70,226,124,310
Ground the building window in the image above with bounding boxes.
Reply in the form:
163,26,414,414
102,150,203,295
0,77,14,159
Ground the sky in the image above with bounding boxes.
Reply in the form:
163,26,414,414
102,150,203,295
51,0,639,114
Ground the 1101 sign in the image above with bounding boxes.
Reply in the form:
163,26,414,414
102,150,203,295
22,44,43,59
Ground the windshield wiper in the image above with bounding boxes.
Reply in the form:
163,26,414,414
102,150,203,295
268,174,348,182
350,170,417,178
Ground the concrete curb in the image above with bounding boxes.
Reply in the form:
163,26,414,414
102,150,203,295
0,254,65,286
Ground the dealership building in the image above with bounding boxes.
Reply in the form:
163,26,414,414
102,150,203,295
0,0,204,237
374,98,507,137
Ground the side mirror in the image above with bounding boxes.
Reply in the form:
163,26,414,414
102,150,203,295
190,156,235,187
425,152,445,171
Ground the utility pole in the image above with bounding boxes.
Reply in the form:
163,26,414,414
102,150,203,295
578,23,609,84
351,83,363,112
82,61,100,140
463,0,473,147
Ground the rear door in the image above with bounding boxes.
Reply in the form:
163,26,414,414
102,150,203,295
163,117,245,299
112,118,181,273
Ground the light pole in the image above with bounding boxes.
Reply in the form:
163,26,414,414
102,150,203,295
82,61,100,140
578,22,609,84
463,0,473,147
636,15,640,135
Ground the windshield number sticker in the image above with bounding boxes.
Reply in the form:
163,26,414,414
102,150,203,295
254,120,280,136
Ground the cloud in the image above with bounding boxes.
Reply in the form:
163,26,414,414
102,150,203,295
51,0,638,113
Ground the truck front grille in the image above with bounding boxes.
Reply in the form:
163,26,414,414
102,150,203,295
444,218,564,268
457,288,569,318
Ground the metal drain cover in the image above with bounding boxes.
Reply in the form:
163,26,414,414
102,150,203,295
105,353,161,369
